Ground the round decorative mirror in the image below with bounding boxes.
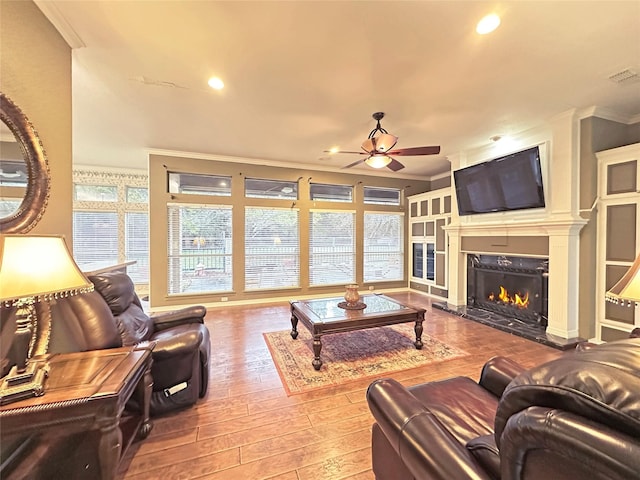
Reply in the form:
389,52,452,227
0,93,50,233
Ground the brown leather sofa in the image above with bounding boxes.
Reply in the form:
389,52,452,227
367,338,640,480
48,272,211,415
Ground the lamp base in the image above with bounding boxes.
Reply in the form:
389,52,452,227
0,362,48,406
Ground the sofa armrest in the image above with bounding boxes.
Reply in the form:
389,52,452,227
478,356,525,398
151,305,206,331
367,378,492,480
501,406,640,480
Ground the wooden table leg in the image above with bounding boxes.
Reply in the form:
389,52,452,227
290,304,299,339
312,333,323,370
98,418,122,480
414,312,424,350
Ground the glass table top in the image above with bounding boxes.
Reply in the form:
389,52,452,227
294,294,410,322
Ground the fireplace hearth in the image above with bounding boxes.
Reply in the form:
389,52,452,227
467,254,548,328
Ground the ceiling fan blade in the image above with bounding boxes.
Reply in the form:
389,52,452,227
324,150,369,155
387,145,441,156
387,158,405,171
342,158,367,169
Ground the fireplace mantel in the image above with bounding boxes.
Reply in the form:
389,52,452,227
444,215,587,340
444,215,587,239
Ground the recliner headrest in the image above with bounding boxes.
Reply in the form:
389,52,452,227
89,272,137,315
495,338,640,447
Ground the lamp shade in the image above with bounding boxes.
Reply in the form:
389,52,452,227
605,252,640,305
0,235,94,304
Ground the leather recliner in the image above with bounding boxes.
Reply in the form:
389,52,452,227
48,272,211,415
367,338,640,480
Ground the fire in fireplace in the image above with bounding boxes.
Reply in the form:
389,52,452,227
488,286,529,308
467,254,548,327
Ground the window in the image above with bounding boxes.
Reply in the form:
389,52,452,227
73,170,149,286
167,203,232,295
309,210,355,286
127,187,149,203
363,212,404,282
125,212,149,283
168,172,231,196
0,199,21,217
310,183,353,203
0,160,28,187
245,178,298,200
364,186,401,205
73,211,119,264
245,207,299,290
74,185,118,202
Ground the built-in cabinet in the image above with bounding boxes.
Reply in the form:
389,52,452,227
408,188,451,298
596,143,640,341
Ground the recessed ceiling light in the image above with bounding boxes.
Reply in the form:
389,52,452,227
208,77,224,90
476,14,500,34
328,146,340,154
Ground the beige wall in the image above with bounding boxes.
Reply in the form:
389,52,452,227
149,153,432,308
0,0,72,240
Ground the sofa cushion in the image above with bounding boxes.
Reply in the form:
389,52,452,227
49,291,122,352
89,272,137,315
90,272,154,344
409,376,499,444
495,338,640,447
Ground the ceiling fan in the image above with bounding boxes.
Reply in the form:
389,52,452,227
327,112,441,171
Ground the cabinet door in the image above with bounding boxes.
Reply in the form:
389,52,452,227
412,243,423,278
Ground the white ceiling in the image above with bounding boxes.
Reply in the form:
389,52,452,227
37,1,640,178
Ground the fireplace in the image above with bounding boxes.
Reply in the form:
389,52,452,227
467,254,548,328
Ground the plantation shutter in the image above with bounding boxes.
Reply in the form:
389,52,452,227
309,210,355,286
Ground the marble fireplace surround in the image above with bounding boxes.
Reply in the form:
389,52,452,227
443,216,587,348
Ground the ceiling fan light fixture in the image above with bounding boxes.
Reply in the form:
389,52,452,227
372,133,398,152
365,154,393,169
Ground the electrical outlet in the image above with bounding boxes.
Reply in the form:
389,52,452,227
368,286,374,291
221,297,228,302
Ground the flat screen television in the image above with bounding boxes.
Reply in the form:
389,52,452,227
453,146,545,215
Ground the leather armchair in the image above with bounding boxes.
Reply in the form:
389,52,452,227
49,272,211,415
367,338,640,480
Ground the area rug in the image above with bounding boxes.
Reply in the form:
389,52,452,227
263,323,468,395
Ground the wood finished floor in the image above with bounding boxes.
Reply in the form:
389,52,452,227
117,291,563,480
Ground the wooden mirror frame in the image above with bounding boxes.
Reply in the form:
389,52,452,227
0,93,50,233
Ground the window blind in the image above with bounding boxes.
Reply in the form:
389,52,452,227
309,210,355,286
364,212,404,282
125,212,149,283
73,211,119,265
245,207,300,290
167,203,232,295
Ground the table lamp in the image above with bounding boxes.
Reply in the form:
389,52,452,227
605,252,640,307
0,234,94,405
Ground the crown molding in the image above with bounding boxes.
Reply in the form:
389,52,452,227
146,148,436,182
578,106,636,124
34,1,85,49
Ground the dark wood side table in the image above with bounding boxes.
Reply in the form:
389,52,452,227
0,345,153,479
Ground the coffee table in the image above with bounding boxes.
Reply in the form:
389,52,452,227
289,294,425,370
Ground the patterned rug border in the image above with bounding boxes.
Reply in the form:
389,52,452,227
263,323,468,396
